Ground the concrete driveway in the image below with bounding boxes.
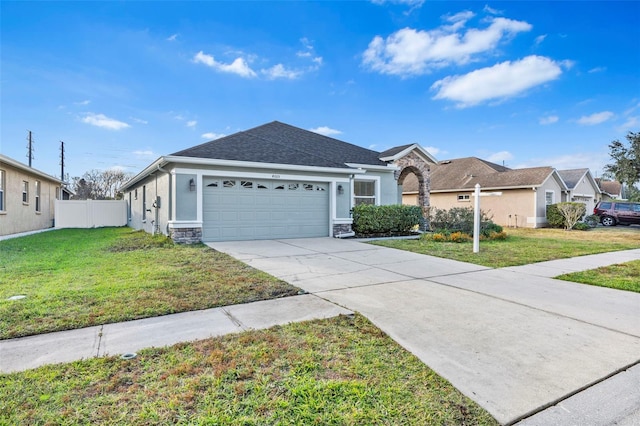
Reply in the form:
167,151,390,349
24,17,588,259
208,238,640,425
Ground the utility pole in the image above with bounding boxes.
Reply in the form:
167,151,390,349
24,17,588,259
26,130,34,167
60,141,65,181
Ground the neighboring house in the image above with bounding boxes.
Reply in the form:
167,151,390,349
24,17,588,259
421,157,568,228
596,179,624,200
0,154,63,236
557,168,601,213
121,121,436,242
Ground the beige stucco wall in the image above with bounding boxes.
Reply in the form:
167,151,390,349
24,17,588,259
0,162,60,236
430,188,539,228
402,192,419,206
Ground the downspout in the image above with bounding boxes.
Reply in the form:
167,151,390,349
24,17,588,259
154,164,170,235
532,187,538,229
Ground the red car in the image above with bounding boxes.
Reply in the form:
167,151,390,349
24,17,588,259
594,201,640,226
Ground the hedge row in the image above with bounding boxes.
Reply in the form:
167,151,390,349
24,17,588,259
352,204,423,236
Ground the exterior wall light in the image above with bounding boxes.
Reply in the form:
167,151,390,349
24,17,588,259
337,184,344,195
189,178,196,191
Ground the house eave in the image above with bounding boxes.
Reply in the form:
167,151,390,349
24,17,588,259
122,155,370,191
0,154,63,184
379,144,438,164
344,162,399,171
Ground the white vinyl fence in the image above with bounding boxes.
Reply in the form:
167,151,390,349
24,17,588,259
55,200,127,229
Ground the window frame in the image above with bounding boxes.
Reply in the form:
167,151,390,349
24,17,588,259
22,181,29,204
457,194,470,202
35,180,41,213
354,178,378,206
0,169,5,212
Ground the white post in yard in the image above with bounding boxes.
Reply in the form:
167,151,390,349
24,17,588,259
473,183,481,253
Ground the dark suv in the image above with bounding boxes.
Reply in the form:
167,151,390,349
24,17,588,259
594,201,640,226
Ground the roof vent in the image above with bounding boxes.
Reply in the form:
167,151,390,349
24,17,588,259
440,160,451,164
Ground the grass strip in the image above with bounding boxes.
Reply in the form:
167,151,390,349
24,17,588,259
0,228,299,339
556,260,640,293
0,314,497,425
372,228,640,268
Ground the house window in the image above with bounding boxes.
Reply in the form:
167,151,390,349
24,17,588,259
35,181,41,212
0,170,5,211
22,181,29,204
457,194,470,202
142,185,147,221
545,191,554,217
354,180,376,205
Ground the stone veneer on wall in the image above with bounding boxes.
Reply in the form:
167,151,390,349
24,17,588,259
332,223,353,236
169,227,202,244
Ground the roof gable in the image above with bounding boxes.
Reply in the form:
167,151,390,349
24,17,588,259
429,157,511,191
379,143,438,164
558,168,588,189
171,121,386,168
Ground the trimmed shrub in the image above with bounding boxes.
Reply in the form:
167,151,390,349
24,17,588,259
583,214,599,228
352,204,423,236
429,206,499,237
546,204,565,228
572,222,591,231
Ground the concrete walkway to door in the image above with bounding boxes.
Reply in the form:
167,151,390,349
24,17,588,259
208,238,640,426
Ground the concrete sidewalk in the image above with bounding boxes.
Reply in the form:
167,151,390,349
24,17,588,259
209,238,640,425
0,294,352,373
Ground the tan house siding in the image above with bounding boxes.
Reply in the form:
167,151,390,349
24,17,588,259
0,157,61,236
430,188,537,228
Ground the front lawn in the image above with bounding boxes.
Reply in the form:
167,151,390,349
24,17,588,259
557,259,640,293
372,227,640,268
0,228,299,339
0,314,497,425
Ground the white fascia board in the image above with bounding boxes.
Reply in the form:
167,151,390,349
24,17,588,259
0,154,63,184
165,155,365,175
344,163,399,171
174,168,350,184
431,185,540,193
121,157,168,191
378,144,438,164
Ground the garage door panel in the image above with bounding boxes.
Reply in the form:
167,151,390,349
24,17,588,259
203,178,329,241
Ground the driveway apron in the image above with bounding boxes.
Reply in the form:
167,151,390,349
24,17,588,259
208,238,640,425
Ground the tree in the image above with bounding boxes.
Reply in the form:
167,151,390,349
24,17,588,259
604,131,640,189
71,169,132,200
554,202,586,230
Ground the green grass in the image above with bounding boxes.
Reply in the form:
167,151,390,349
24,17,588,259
0,228,299,339
372,227,640,268
0,314,497,425
556,260,640,293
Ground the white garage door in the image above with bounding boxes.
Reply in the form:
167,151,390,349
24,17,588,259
202,177,330,241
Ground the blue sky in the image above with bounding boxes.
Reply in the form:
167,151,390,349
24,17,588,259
2,1,639,180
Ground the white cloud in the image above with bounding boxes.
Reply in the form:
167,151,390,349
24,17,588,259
362,14,532,76
167,34,178,41
424,146,445,157
75,100,91,106
539,115,559,125
193,51,257,78
186,120,197,128
371,0,425,8
131,117,148,125
309,126,343,136
486,150,513,164
431,55,564,107
616,116,639,132
534,34,547,46
576,111,614,125
483,5,503,15
81,113,130,130
261,64,301,80
588,66,606,73
201,132,225,140
132,150,156,159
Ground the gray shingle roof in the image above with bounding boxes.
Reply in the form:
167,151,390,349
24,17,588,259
379,144,413,158
429,157,511,191
171,121,386,168
558,169,588,189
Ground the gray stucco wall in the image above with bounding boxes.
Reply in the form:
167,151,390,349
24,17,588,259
175,174,197,221
126,170,170,235
335,180,351,218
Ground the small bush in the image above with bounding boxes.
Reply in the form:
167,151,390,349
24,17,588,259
352,204,423,236
430,233,447,242
583,215,599,228
429,206,496,236
449,232,472,243
546,204,565,228
573,222,591,231
480,222,503,237
488,231,508,240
